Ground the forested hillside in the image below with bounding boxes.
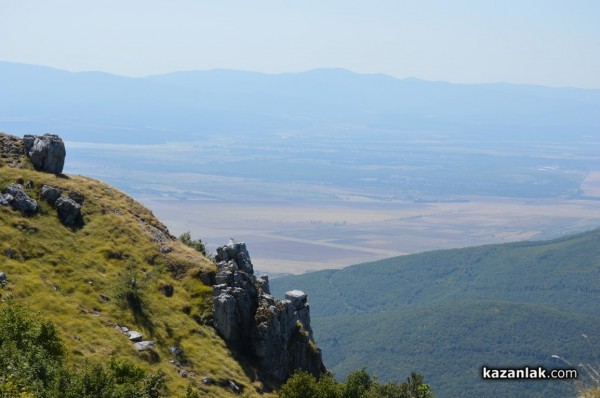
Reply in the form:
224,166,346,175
272,230,600,397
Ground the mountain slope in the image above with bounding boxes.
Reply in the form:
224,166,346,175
0,134,273,397
271,230,600,397
272,230,600,317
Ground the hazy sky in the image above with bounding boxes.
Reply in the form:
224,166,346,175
1,0,599,87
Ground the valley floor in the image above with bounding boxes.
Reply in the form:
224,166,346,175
140,194,600,274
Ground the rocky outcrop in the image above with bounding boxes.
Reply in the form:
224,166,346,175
40,185,84,228
23,134,66,174
55,196,83,227
41,185,62,206
4,183,37,215
1,180,84,226
212,239,325,383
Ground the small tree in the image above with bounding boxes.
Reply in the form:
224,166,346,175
280,368,432,398
178,231,206,256
343,368,372,398
280,371,320,398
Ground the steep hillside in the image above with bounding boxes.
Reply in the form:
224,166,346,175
0,133,279,397
271,230,600,397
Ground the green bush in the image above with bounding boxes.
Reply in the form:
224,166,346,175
114,261,154,330
178,231,206,256
280,368,432,398
0,301,165,398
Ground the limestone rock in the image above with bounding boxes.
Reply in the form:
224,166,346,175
213,292,241,342
133,341,155,351
215,239,253,274
227,380,242,394
198,271,215,286
0,194,11,206
68,191,85,205
256,275,271,295
6,184,37,214
285,290,308,310
41,185,62,206
23,134,66,174
55,196,83,227
212,240,325,384
127,331,143,342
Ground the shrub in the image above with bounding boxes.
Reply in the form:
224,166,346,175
280,368,432,398
178,231,207,256
0,301,165,398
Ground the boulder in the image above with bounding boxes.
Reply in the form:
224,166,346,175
23,134,66,174
227,380,242,394
133,341,155,351
41,185,62,206
127,331,143,342
55,196,83,227
0,272,7,285
6,184,37,214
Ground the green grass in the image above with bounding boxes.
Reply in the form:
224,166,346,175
0,166,273,397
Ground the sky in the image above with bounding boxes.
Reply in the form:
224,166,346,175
1,0,599,88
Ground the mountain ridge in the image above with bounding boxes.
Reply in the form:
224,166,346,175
2,61,599,145
271,227,600,397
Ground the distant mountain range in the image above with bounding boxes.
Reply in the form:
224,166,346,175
1,61,599,144
271,229,600,398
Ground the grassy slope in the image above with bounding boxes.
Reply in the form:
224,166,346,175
271,230,600,397
0,165,272,397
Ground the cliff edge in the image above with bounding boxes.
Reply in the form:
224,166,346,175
212,240,326,384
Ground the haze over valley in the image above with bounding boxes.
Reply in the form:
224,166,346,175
3,62,599,273
3,3,600,397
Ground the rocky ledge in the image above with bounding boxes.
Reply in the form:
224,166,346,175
212,239,325,384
